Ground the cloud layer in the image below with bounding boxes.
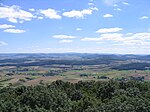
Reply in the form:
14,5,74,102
52,35,76,39
63,7,98,19
0,24,15,29
0,41,7,46
40,9,61,19
103,14,113,18
96,27,123,33
0,5,34,23
4,29,25,33
82,31,150,47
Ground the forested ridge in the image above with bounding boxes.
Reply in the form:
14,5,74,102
1,80,150,112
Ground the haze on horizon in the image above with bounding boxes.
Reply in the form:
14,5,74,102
0,0,150,54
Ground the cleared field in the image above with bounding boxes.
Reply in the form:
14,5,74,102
0,54,149,87
0,69,149,88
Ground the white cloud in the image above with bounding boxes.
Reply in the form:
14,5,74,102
122,2,129,5
19,21,24,23
139,16,149,20
88,2,94,6
114,8,122,11
8,18,18,23
52,35,76,39
29,8,35,12
0,24,15,29
3,29,25,33
40,9,61,19
90,7,99,11
0,5,34,23
103,14,113,18
126,33,133,35
62,7,98,19
76,28,82,31
0,41,7,46
113,4,118,7
82,33,123,42
96,27,123,33
37,17,44,19
100,33,124,42
82,32,150,47
63,9,92,18
59,40,73,43
81,37,101,41
104,0,124,6
89,0,94,2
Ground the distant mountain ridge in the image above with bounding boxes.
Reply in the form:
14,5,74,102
0,53,149,70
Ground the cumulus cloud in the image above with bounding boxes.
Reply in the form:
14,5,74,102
99,33,124,42
103,0,125,6
52,35,76,39
3,29,25,33
40,8,61,19
53,35,76,43
88,2,94,6
8,18,18,23
81,33,123,41
96,27,123,33
19,21,24,23
113,4,118,7
103,14,113,18
0,24,15,29
62,7,98,19
81,37,101,41
0,41,7,46
29,8,35,12
139,16,149,20
37,17,44,19
76,28,82,31
114,8,122,11
59,40,73,43
122,2,129,5
126,33,133,35
0,5,34,23
89,0,94,2
90,7,99,11
82,32,150,46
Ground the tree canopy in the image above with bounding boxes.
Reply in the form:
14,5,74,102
0,80,150,112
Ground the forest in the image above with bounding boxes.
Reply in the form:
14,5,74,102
0,80,150,112
0,0,150,111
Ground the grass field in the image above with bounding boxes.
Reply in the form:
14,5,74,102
0,69,149,87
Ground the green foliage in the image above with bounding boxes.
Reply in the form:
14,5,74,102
0,80,150,111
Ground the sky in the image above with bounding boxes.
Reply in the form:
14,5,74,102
0,0,150,54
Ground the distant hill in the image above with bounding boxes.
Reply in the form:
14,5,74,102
0,53,149,70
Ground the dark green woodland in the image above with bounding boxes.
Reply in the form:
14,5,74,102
0,80,150,112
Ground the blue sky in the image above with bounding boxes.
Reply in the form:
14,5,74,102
0,0,150,54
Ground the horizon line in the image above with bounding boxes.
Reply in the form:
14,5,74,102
0,52,149,55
